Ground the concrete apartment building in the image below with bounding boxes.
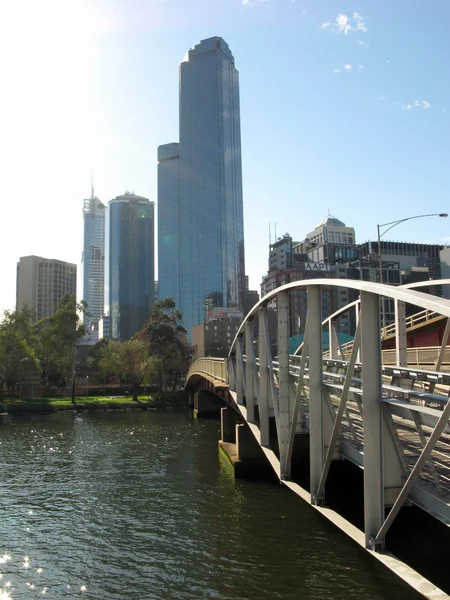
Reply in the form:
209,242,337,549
16,255,77,320
192,309,242,359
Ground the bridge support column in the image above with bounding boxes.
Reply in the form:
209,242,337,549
221,407,237,443
218,423,274,480
194,391,222,419
278,291,291,480
236,423,262,461
329,321,340,359
236,337,245,406
245,321,256,423
395,300,407,367
308,285,324,504
258,308,270,447
360,291,385,551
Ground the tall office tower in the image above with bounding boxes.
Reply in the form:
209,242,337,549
81,187,106,328
104,192,155,341
158,37,245,339
158,143,180,306
16,256,77,320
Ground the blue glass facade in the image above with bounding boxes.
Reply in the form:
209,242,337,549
158,37,245,339
82,195,105,327
105,193,155,341
158,143,180,308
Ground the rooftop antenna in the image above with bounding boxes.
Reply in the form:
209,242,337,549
275,222,277,241
269,222,271,245
91,175,95,199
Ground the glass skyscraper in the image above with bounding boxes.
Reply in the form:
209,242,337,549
158,37,245,339
82,191,105,328
104,192,155,341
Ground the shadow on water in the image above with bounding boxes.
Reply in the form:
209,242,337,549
292,449,450,596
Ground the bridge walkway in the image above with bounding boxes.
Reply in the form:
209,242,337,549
186,278,450,599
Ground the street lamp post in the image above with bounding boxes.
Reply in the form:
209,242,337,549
86,375,89,398
376,212,448,326
377,212,448,284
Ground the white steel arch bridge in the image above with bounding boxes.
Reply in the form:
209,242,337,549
186,279,450,599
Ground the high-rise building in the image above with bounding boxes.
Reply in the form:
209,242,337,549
81,187,105,328
16,255,77,320
104,192,155,341
158,143,180,306
158,37,245,340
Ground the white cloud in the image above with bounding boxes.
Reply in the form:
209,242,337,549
336,13,351,34
358,40,368,47
242,0,269,5
335,64,366,73
323,12,368,35
401,100,431,111
353,12,367,32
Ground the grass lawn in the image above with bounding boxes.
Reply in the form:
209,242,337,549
1,396,150,409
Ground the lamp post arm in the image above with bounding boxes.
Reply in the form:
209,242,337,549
378,213,447,239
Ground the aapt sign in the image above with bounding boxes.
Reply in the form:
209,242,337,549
303,262,330,271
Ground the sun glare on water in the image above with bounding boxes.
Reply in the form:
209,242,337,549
0,545,87,598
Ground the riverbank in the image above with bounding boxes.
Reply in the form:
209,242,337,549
0,392,190,414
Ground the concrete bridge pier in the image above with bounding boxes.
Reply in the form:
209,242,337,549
193,390,223,418
221,406,238,443
219,411,275,480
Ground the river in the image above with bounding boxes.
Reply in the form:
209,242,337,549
0,410,421,599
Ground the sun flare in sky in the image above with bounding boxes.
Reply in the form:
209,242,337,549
0,0,449,315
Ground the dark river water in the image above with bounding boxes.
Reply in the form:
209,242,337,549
0,410,422,600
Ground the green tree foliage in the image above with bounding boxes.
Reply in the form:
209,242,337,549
0,326,39,397
32,295,87,393
0,295,192,400
139,297,192,391
99,339,159,400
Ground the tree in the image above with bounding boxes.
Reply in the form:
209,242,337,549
0,329,39,397
32,295,87,396
99,339,159,400
0,307,39,397
139,297,192,391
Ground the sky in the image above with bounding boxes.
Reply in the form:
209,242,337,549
1,0,449,315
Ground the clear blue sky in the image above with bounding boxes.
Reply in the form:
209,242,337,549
1,0,449,315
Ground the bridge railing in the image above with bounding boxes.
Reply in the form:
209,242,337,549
187,357,228,385
381,345,450,367
322,280,450,359
226,278,450,551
